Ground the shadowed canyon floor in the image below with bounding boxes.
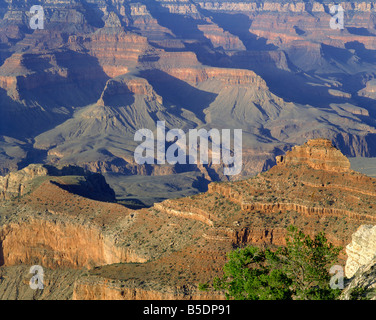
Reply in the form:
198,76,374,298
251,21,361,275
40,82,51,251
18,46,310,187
0,138,375,299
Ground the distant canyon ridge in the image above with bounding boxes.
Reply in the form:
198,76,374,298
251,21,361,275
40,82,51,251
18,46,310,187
1,0,376,203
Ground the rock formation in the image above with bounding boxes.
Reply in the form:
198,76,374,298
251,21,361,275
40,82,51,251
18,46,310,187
69,139,376,299
340,224,376,300
0,139,371,299
0,164,115,201
276,139,352,173
345,224,376,278
341,257,376,300
0,164,48,200
1,0,376,200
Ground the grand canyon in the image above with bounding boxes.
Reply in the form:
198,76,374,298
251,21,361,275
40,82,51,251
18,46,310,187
1,0,376,301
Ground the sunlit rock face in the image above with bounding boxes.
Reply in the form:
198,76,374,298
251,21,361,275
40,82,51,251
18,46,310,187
345,224,376,278
276,139,351,173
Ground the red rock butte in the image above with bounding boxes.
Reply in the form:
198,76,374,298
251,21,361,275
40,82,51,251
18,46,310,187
276,138,351,173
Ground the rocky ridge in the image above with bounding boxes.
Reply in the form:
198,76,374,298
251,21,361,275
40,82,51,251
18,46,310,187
0,138,374,299
276,139,351,173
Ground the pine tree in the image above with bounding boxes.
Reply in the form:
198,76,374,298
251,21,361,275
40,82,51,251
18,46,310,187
207,225,342,300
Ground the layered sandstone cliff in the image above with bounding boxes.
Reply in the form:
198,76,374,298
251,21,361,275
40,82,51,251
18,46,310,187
276,139,351,173
153,138,376,253
70,29,149,78
196,1,376,12
0,164,148,269
0,218,143,269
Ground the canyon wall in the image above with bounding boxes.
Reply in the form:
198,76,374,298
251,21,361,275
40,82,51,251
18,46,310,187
195,1,376,12
0,218,146,269
208,183,376,224
73,276,225,300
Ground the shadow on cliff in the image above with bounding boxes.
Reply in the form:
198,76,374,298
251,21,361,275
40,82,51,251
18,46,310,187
140,69,218,121
21,50,109,110
99,79,136,108
0,88,70,139
345,41,376,63
50,177,116,203
81,0,106,28
44,165,116,202
0,51,109,139
139,0,208,40
197,9,277,51
138,0,229,65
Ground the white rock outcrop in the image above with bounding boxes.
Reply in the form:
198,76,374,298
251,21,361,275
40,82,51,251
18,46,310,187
345,225,376,278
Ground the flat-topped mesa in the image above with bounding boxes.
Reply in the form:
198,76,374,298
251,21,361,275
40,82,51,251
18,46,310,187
276,138,351,173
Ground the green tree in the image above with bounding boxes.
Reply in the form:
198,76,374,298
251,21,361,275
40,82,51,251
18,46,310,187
206,226,342,300
277,225,342,300
212,246,293,300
